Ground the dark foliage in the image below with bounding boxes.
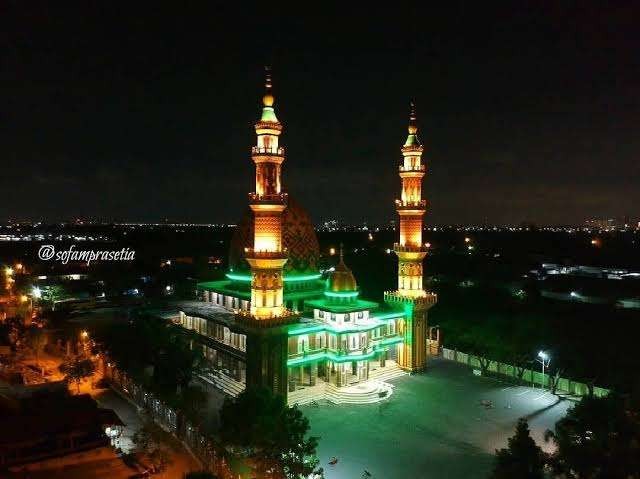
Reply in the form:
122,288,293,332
490,418,546,479
219,387,323,479
545,395,640,478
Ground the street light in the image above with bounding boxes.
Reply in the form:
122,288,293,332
536,351,550,389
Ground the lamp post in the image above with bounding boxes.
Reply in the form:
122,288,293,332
536,351,550,389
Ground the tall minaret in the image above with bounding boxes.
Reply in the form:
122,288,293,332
396,102,427,296
385,102,437,372
245,67,289,320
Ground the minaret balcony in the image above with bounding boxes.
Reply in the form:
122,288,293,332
399,164,425,172
384,290,438,308
236,308,300,326
244,248,288,260
393,242,429,253
249,192,288,205
401,144,424,153
252,146,285,156
254,120,283,132
395,199,426,210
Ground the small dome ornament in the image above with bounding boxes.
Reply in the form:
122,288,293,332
327,244,358,293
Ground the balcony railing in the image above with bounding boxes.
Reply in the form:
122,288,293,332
399,164,426,172
236,308,300,327
393,242,428,253
244,248,288,260
251,146,285,155
248,192,288,204
384,290,438,305
395,199,427,209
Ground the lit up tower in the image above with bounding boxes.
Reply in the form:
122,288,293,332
245,67,289,320
385,102,438,372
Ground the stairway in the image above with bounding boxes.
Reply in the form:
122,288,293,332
288,379,396,406
323,381,394,405
288,386,325,406
368,363,408,383
198,371,245,397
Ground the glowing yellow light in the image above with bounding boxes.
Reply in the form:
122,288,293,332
329,247,336,256
425,242,431,248
464,237,471,243
368,233,373,241
5,267,13,276
254,237,278,252
19,295,28,303
15,263,23,271
81,330,89,339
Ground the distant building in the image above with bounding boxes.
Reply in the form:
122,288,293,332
585,218,617,230
0,385,122,467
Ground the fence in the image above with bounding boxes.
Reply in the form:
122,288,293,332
104,365,234,477
441,348,609,398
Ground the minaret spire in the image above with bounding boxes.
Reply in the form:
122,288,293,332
404,101,421,147
260,65,278,122
265,65,272,90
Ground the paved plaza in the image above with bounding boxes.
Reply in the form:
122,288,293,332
304,358,572,479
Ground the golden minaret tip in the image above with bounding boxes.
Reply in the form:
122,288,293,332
408,101,418,134
263,66,274,107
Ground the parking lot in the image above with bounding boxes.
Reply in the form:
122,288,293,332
303,358,572,479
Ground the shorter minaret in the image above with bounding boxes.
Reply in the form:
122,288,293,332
245,67,289,320
385,102,437,372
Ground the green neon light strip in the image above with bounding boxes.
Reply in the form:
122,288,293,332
287,347,390,367
288,325,328,336
370,311,406,321
289,323,381,336
288,312,406,336
324,290,359,298
373,336,404,347
226,272,322,282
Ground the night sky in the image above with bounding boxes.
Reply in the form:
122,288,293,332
2,3,639,225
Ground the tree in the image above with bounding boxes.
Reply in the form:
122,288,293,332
489,418,546,479
220,387,323,479
132,418,174,473
59,355,95,393
99,317,203,399
545,395,640,478
171,384,208,436
27,327,47,366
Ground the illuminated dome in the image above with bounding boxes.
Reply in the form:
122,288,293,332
327,252,358,292
229,197,320,274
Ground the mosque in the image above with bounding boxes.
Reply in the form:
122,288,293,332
176,70,438,404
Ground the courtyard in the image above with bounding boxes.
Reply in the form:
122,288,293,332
303,358,572,479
